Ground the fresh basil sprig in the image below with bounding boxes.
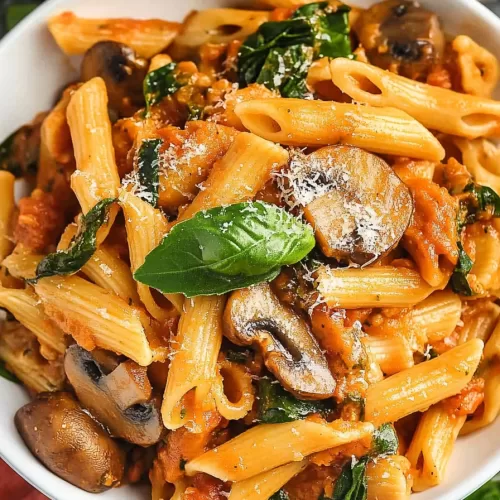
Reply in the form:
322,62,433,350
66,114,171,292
464,183,500,218
258,377,334,423
137,139,162,207
451,242,474,296
372,423,398,456
28,198,116,283
333,457,369,500
143,62,185,114
238,2,352,97
134,201,315,297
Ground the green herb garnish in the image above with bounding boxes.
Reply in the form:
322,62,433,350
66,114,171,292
372,423,398,456
450,242,474,296
137,139,162,208
270,490,290,500
333,456,369,500
134,201,315,297
143,63,185,114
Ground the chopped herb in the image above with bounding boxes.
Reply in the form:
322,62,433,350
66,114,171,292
187,104,205,121
180,408,187,419
137,139,162,207
450,242,474,296
343,393,366,421
143,63,185,114
238,2,352,97
333,456,369,500
0,360,19,383
226,348,252,364
464,183,500,217
270,490,290,500
372,424,398,456
258,377,334,423
29,198,116,283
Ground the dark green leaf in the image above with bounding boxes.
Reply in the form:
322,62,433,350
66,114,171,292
258,377,334,423
143,63,184,114
343,393,366,421
29,198,116,282
0,360,19,383
226,348,252,364
238,2,352,96
269,489,290,500
187,104,205,121
134,201,315,297
137,139,162,208
464,183,500,218
465,479,500,500
450,242,474,296
372,423,398,456
333,456,368,500
6,3,39,31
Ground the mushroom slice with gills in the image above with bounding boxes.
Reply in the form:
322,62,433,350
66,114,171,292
355,0,445,80
224,283,335,400
15,392,125,493
81,41,148,118
64,345,163,447
301,146,413,265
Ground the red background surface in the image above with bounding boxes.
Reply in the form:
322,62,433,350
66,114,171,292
0,460,47,500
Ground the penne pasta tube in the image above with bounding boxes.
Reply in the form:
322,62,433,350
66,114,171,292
229,460,308,500
329,58,500,139
67,77,120,241
362,335,414,375
366,456,412,500
0,286,67,357
0,171,15,262
178,132,288,222
148,54,172,72
48,12,180,58
406,405,466,491
365,339,483,426
34,275,155,366
458,301,500,344
316,266,436,308
410,290,462,343
185,419,374,482
1,252,42,281
234,99,444,161
162,295,225,431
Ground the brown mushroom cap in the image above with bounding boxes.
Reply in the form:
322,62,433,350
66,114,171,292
355,0,445,80
15,392,125,493
224,283,335,400
64,345,163,447
81,41,148,117
301,146,413,264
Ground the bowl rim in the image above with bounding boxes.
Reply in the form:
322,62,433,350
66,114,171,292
2,0,500,499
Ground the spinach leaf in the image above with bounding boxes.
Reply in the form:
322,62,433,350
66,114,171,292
372,423,398,456
333,457,368,500
269,490,290,500
29,198,116,282
450,242,474,296
137,139,162,207
343,393,366,421
134,201,315,297
0,360,19,383
464,183,500,217
6,3,39,31
258,377,334,423
465,479,500,500
238,2,352,97
143,62,184,114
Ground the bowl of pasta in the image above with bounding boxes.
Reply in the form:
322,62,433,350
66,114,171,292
2,0,500,499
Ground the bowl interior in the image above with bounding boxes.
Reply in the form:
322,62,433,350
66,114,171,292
1,0,500,499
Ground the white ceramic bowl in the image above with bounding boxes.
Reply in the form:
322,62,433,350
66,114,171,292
1,0,500,498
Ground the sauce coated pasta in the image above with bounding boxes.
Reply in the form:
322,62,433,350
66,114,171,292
1,1,500,499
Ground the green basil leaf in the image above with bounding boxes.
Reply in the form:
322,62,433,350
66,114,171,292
372,423,398,456
143,62,184,114
450,242,474,296
269,489,290,500
238,2,352,96
6,3,39,31
0,360,19,383
29,198,116,283
464,183,500,217
465,479,500,500
258,377,334,423
137,139,162,208
134,201,315,297
333,456,368,500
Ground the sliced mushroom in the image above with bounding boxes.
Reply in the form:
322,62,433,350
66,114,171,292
81,41,148,117
300,146,413,264
355,0,445,80
224,283,335,400
64,345,163,446
15,392,125,493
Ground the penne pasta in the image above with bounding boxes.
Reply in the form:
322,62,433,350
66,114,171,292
362,335,414,375
229,460,308,500
162,295,225,431
366,456,412,500
1,252,42,281
365,339,483,426
316,266,436,308
234,98,445,161
329,58,500,139
457,300,500,344
185,419,374,482
34,275,157,366
48,12,180,58
0,171,15,262
406,404,466,491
